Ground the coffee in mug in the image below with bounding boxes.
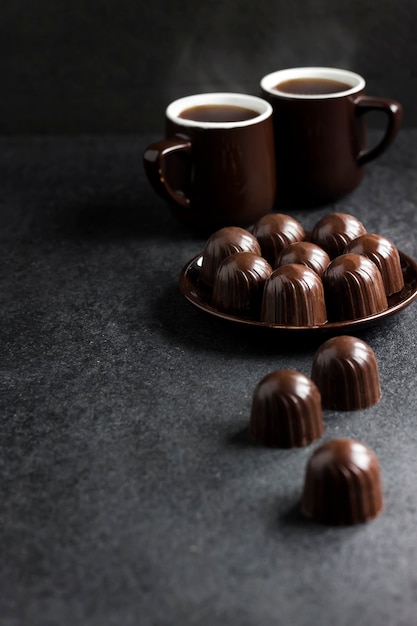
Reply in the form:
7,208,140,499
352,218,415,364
178,104,260,123
273,77,351,96
143,93,276,229
260,67,402,208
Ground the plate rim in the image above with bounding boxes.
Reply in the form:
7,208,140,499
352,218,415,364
179,250,417,333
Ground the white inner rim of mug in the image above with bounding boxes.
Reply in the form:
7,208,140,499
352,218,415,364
166,92,273,128
260,67,366,99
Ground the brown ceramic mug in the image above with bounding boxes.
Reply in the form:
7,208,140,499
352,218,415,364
143,93,276,229
260,67,403,208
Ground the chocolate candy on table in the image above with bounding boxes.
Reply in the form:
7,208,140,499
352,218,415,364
261,263,327,326
275,241,331,277
344,233,405,296
199,226,261,287
212,252,272,317
301,438,384,525
250,369,324,448
322,253,388,321
311,335,381,410
310,212,367,259
251,213,305,266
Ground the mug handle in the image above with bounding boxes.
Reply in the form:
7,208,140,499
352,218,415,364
143,137,192,210
354,96,402,166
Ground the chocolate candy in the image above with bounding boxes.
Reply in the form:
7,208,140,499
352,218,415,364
261,263,327,326
323,253,388,321
311,212,367,258
250,370,324,448
311,335,381,410
212,252,272,316
199,226,261,287
301,439,383,525
275,241,331,277
344,233,404,296
251,213,305,266
196,212,405,328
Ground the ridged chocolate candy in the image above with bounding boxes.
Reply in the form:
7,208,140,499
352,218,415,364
250,370,324,448
344,233,404,296
261,263,327,326
275,241,331,277
311,335,381,410
199,226,261,287
252,213,305,266
301,439,383,525
323,253,388,321
212,252,272,316
311,212,367,258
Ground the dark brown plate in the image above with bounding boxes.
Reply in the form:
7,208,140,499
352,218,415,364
179,251,417,332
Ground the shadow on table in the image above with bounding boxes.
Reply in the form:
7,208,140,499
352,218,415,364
59,197,201,242
53,184,218,244
151,282,399,358
152,284,323,356
280,500,311,528
278,498,369,543
227,426,254,447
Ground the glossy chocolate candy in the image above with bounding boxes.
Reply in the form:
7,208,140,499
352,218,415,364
323,253,388,321
301,438,384,525
250,370,323,448
311,212,367,258
252,213,305,266
261,263,327,326
275,241,331,277
344,233,404,296
212,252,272,317
199,226,261,287
311,335,381,410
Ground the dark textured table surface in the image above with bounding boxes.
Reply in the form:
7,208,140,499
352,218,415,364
1,132,417,626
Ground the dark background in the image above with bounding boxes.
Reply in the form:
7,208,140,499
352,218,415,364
1,0,416,134
2,3,417,626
